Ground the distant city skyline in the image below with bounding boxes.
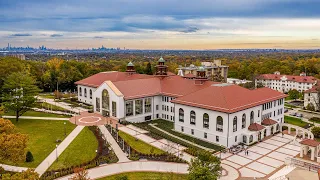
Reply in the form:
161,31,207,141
0,0,320,49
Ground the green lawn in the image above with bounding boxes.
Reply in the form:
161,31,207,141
118,131,165,155
35,102,67,112
98,172,187,180
0,119,76,168
49,127,98,170
39,94,55,99
284,115,312,128
4,110,71,118
152,119,222,150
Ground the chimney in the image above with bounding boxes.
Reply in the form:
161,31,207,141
194,66,208,85
126,61,136,75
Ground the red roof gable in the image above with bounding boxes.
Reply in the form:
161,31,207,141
262,118,278,126
305,84,320,93
300,139,320,147
248,123,265,131
171,85,287,113
257,74,317,83
75,72,153,87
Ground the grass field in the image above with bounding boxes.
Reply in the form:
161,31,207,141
118,131,165,155
49,127,98,170
98,172,187,180
0,119,76,168
284,115,312,128
4,110,71,118
35,102,67,112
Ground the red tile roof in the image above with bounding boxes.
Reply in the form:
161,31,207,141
261,118,278,126
171,85,287,113
257,74,317,83
300,139,320,147
305,84,320,93
75,72,153,87
248,123,265,131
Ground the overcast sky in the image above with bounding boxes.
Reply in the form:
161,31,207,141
1,0,320,49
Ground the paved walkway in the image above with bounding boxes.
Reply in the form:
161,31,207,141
98,125,130,163
70,112,121,127
57,161,189,180
34,125,85,176
2,116,70,120
0,163,28,172
32,107,75,116
149,124,212,151
38,97,87,114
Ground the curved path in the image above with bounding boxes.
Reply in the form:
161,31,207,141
57,161,189,180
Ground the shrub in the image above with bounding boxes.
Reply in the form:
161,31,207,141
311,126,320,138
26,151,34,162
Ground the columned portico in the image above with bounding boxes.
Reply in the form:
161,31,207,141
299,139,320,161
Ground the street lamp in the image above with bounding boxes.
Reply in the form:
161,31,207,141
56,144,58,161
64,122,66,136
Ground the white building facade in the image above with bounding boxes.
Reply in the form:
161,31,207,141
255,72,317,93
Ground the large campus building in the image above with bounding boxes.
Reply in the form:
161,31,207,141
76,58,286,147
255,71,317,93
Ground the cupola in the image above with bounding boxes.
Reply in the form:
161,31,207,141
126,61,136,75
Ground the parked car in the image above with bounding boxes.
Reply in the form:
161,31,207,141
290,112,297,116
296,113,303,117
284,108,288,113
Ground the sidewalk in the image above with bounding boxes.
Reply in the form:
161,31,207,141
98,125,130,163
2,116,70,120
57,161,189,180
34,125,85,176
0,163,28,172
32,107,75,116
38,97,87,114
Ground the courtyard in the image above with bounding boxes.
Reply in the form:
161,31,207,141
218,133,301,179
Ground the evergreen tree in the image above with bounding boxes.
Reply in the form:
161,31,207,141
145,62,153,75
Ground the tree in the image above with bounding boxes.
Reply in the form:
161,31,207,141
0,119,28,162
188,150,221,180
311,127,320,138
145,62,153,75
288,89,299,100
306,103,315,111
2,72,41,122
256,82,264,88
70,168,91,180
2,169,39,180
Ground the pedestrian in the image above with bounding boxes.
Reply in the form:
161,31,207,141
282,132,284,137
247,150,249,156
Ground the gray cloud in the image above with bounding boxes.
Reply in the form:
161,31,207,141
10,33,32,37
50,34,63,37
180,27,199,33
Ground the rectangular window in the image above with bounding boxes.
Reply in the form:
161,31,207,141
96,98,100,112
144,98,151,113
258,110,260,117
135,100,143,115
204,133,207,139
216,136,219,142
235,136,237,142
191,129,194,135
162,96,164,101
156,105,159,111
181,126,184,132
156,114,159,118
125,101,133,116
145,115,151,121
162,105,164,110
112,101,116,117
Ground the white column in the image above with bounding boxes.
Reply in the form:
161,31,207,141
311,147,315,161
300,146,304,158
288,126,291,134
303,132,306,139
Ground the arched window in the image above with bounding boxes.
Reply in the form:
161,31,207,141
203,113,209,128
276,124,280,131
250,111,254,124
216,116,223,132
233,116,237,132
242,114,246,129
190,111,196,125
102,89,110,110
84,88,87,97
79,87,82,96
249,135,253,143
179,108,184,122
89,89,92,99
243,135,247,143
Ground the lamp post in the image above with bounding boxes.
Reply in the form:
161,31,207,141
64,122,66,136
56,144,58,161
